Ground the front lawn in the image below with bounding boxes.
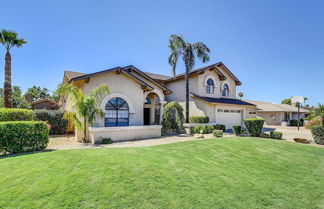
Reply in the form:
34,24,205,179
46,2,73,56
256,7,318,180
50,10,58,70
0,137,323,208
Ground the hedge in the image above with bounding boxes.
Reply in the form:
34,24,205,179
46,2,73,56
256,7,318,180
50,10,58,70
0,121,49,155
311,126,324,145
290,119,304,126
191,124,225,134
0,108,33,121
189,116,209,123
243,118,265,137
232,125,242,136
33,110,68,135
270,131,283,139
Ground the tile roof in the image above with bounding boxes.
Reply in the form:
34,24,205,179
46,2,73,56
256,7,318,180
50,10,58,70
64,71,86,80
144,72,172,81
245,100,309,113
191,93,255,106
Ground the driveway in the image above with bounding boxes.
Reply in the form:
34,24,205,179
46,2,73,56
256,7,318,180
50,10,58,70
263,125,313,142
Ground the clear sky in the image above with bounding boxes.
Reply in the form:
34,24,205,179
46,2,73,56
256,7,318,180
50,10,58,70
0,0,323,105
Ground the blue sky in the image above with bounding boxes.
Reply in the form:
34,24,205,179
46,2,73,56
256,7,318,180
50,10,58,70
0,0,323,105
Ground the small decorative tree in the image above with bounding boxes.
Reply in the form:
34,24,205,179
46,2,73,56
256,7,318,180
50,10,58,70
59,83,109,143
161,102,184,135
238,92,244,99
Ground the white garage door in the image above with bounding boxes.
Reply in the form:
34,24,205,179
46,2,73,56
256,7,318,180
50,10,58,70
215,107,242,130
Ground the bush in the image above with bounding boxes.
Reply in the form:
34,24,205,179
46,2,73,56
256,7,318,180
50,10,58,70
0,108,33,121
189,116,209,123
33,110,68,135
213,130,223,138
232,125,242,135
290,119,304,126
102,137,113,144
213,124,226,132
200,126,208,134
311,126,324,145
270,131,283,139
243,118,265,137
305,117,321,129
0,121,49,155
207,125,215,134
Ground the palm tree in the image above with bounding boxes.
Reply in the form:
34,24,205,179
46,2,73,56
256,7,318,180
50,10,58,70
59,83,109,143
0,29,27,108
315,104,324,127
168,35,210,123
238,92,244,99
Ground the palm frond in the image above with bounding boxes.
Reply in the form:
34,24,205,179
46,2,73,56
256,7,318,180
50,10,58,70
193,42,210,63
0,29,27,50
183,43,195,71
63,112,82,130
88,84,109,105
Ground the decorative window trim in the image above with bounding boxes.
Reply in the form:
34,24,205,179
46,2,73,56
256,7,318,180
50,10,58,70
100,93,135,114
221,82,230,97
203,75,217,94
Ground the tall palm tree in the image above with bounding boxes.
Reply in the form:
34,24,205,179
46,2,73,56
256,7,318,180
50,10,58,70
168,35,210,123
59,83,109,143
0,29,27,107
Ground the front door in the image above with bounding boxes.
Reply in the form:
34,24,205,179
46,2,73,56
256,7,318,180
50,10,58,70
144,108,150,125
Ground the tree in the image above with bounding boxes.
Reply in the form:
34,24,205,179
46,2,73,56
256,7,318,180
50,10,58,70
0,86,30,109
168,35,210,123
238,92,244,99
25,86,50,102
12,86,30,109
307,104,324,126
59,83,109,143
281,98,291,105
51,84,62,102
0,29,27,107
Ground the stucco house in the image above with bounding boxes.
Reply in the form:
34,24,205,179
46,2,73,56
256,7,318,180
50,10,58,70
62,62,255,143
244,100,309,125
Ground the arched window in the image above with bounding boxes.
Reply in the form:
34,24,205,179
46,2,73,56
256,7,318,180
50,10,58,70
222,84,229,97
105,97,129,127
206,79,214,94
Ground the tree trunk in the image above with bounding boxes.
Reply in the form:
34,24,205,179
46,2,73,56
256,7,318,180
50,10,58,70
83,118,87,143
185,66,189,123
322,117,324,127
4,51,12,108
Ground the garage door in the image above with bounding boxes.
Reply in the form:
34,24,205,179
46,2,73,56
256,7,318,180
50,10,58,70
215,108,242,130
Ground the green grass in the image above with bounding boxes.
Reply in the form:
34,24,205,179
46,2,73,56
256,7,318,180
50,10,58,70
0,137,323,209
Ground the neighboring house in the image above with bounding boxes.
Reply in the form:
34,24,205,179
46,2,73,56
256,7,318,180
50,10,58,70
244,100,309,125
31,98,59,110
62,62,255,143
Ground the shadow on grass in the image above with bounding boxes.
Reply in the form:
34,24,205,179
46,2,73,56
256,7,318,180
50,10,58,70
0,149,56,159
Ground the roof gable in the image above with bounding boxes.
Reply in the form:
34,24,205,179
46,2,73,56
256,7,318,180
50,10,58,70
65,66,172,95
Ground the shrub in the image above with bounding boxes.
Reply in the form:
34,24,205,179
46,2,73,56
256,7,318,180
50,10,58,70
213,130,223,138
232,125,242,136
189,116,209,123
243,118,265,137
290,119,304,126
33,110,68,135
311,126,324,145
207,125,215,134
162,102,184,135
213,124,226,132
305,117,321,129
102,137,113,144
0,108,33,121
0,121,49,155
200,126,208,134
270,131,283,139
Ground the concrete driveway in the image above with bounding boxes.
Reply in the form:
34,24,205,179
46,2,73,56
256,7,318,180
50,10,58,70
263,125,313,142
